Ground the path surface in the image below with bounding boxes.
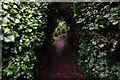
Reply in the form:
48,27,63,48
46,38,73,78
41,38,86,79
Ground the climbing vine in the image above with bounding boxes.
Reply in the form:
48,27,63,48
1,1,120,80
68,2,120,79
1,2,48,79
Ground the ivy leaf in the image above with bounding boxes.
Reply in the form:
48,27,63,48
22,64,27,70
99,44,104,48
16,14,21,19
4,35,15,42
4,67,9,73
112,21,118,25
4,28,10,33
104,14,110,18
111,7,119,11
2,21,7,26
0,34,3,40
27,29,32,32
13,5,17,8
99,25,104,28
15,19,20,23
3,4,8,9
4,17,10,22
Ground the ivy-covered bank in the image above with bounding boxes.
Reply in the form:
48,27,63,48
1,2,48,79
68,2,120,79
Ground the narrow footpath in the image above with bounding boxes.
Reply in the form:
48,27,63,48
40,38,86,79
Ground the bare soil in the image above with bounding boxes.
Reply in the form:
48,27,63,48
36,38,86,79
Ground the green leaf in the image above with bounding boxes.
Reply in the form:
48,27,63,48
4,35,15,42
111,7,119,11
27,14,32,18
13,5,17,8
92,68,95,71
4,17,10,22
0,34,3,40
99,25,104,28
3,4,8,9
16,14,21,19
99,44,104,48
22,64,27,70
112,21,118,25
4,28,10,33
7,71,13,76
15,19,20,23
9,65,16,69
103,14,110,18
33,27,37,29
27,29,32,32
3,21,7,26
4,67,9,73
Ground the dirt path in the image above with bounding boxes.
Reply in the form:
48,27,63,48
45,38,73,78
40,38,86,79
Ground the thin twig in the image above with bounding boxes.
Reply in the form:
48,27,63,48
94,32,110,43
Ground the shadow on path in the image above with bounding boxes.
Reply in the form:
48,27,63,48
39,37,86,79
46,38,73,78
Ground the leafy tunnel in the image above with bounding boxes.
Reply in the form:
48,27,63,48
34,3,81,79
33,2,120,79
2,2,120,80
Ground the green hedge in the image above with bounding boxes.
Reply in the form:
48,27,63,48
1,2,120,79
1,2,48,79
69,2,120,79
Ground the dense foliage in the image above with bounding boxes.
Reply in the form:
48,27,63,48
53,20,69,39
1,2,120,80
69,2,120,79
1,2,48,79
